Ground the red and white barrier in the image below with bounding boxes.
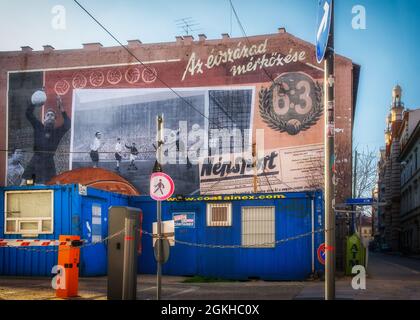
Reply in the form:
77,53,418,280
0,239,71,247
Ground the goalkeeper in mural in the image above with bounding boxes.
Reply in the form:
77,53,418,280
22,91,71,184
125,142,139,171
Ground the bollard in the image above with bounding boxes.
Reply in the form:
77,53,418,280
107,207,141,300
56,235,81,298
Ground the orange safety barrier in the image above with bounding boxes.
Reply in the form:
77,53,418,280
56,235,81,298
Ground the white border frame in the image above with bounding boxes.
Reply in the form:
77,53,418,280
4,59,180,185
69,86,256,169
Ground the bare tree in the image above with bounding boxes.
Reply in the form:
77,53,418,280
305,139,354,203
353,147,378,199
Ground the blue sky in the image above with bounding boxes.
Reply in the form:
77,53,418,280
1,0,419,152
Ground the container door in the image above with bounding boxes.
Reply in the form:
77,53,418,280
163,211,198,276
278,198,313,280
80,198,107,276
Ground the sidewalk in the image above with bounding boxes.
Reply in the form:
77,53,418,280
0,275,306,300
383,251,420,261
295,277,420,300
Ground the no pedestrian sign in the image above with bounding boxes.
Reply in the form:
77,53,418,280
150,172,175,201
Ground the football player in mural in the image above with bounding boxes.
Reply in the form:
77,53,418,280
90,132,103,168
7,149,25,186
22,92,71,184
125,142,139,170
114,137,123,172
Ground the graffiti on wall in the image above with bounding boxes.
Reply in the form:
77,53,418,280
182,39,307,80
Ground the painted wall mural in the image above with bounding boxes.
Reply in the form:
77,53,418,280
259,72,323,135
6,38,328,195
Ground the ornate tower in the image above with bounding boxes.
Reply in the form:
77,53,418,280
383,85,404,251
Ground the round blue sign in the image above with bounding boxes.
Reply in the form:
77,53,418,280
316,0,333,63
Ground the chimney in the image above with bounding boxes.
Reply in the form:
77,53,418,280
175,36,184,45
127,39,142,49
183,35,194,45
278,27,286,34
21,46,33,53
221,33,230,41
198,34,207,42
43,45,55,53
82,42,103,51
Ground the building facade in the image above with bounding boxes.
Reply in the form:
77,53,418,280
377,85,420,252
399,112,420,253
376,148,388,249
0,29,359,268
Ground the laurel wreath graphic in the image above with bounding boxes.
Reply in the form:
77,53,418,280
259,81,323,135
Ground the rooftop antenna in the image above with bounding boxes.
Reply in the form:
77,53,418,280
175,17,202,36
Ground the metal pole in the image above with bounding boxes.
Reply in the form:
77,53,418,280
252,143,257,193
324,0,335,301
156,114,164,300
352,151,358,234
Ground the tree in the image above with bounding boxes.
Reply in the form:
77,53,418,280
353,147,378,199
304,144,378,205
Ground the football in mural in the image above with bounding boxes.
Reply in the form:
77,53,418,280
259,72,323,135
31,90,47,105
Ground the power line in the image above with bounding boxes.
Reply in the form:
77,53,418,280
228,0,277,85
12,1,287,197
261,167,274,193
72,0,223,131
1,149,156,155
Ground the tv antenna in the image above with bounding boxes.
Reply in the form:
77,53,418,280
175,17,201,36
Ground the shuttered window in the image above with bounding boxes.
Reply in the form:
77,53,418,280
4,190,54,235
242,207,275,248
207,203,232,226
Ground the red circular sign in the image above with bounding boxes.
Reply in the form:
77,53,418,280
150,172,175,201
317,243,326,265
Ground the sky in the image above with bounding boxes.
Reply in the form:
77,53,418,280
1,0,420,153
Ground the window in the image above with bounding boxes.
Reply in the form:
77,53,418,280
207,203,232,226
241,207,275,248
5,190,54,235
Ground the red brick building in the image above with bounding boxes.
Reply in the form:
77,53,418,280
0,28,358,192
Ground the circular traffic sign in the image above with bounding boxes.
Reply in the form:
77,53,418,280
317,243,326,265
150,172,175,201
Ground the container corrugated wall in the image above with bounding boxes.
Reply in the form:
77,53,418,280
0,184,129,277
1,188,323,280
130,191,324,281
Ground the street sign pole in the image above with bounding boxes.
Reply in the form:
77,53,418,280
352,151,358,234
155,114,164,300
324,0,335,301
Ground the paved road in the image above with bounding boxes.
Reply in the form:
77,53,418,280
1,252,420,300
295,252,420,300
368,252,420,280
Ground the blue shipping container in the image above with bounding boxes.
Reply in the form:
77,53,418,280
0,184,129,277
130,191,325,281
